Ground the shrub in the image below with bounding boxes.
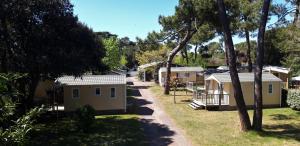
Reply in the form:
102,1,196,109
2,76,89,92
287,90,300,111
137,70,144,81
74,105,96,132
0,106,45,145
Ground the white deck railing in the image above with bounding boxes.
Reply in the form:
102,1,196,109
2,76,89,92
194,92,229,105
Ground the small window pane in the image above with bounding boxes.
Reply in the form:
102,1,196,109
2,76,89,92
185,73,190,77
111,88,116,98
96,88,100,96
73,89,79,98
268,84,273,94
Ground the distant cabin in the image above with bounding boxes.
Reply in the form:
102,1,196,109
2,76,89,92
56,75,127,112
137,61,162,82
190,73,282,110
158,67,204,86
33,80,55,104
263,66,290,89
291,75,300,89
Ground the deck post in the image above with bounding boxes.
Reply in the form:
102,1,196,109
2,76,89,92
219,83,223,110
205,80,210,110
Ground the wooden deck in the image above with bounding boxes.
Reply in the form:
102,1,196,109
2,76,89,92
189,91,230,110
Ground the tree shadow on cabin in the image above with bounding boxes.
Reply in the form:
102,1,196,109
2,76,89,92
29,115,175,146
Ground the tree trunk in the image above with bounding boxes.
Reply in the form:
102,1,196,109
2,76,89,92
223,35,229,66
245,30,252,72
164,30,195,94
27,73,40,109
194,44,198,61
253,0,271,131
293,0,300,25
217,0,252,131
184,47,189,65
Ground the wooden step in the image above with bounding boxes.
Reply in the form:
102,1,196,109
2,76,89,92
192,99,205,106
191,102,200,108
188,103,199,110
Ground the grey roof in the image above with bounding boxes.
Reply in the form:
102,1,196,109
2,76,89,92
263,66,290,74
56,75,126,85
292,76,300,81
159,67,204,72
138,61,162,70
206,73,282,83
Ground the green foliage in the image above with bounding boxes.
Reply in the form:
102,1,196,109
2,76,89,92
235,0,262,35
120,55,128,67
102,38,121,70
0,107,45,145
136,31,163,52
235,41,256,59
264,25,300,76
0,0,107,109
0,73,45,145
74,105,96,132
135,45,170,65
287,90,300,111
264,27,287,65
137,70,145,81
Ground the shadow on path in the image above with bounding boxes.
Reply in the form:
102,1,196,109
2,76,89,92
140,119,175,146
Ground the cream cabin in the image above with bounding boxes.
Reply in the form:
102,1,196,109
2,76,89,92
189,73,282,110
56,75,127,112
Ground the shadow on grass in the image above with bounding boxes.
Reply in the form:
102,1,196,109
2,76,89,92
270,114,294,120
180,99,192,103
259,124,300,142
29,115,175,146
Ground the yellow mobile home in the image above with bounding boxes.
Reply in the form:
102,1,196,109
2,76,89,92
56,75,127,112
264,66,290,89
190,73,282,110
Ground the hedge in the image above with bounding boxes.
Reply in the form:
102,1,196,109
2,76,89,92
287,90,300,111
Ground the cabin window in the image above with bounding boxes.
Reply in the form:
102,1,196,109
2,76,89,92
185,73,190,77
95,88,101,96
178,73,186,78
110,88,116,98
268,83,273,94
72,88,80,98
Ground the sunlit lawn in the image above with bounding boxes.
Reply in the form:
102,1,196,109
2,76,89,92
151,85,300,146
29,115,147,146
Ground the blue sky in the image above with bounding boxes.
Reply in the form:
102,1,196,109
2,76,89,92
72,0,178,41
72,0,289,44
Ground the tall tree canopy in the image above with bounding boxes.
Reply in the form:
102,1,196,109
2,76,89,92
102,38,121,70
235,0,262,72
159,0,219,94
0,0,106,109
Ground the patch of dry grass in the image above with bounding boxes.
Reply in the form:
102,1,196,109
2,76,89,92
151,85,300,146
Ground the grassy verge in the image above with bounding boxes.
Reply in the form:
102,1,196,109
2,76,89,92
29,114,146,146
150,85,300,146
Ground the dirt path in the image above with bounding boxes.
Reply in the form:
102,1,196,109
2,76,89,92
127,77,192,146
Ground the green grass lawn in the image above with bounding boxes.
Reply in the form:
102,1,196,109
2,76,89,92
151,85,300,146
28,114,147,146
